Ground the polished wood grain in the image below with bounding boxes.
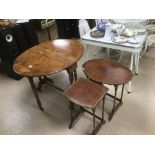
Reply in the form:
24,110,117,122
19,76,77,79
13,39,84,77
64,78,108,109
83,59,133,121
64,78,108,134
83,59,133,85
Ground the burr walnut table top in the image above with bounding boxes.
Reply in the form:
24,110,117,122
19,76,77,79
13,39,84,77
83,59,133,85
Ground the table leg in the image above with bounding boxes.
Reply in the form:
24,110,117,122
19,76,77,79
128,53,134,93
73,69,77,81
120,84,125,105
130,53,134,71
85,44,89,60
142,40,148,57
38,76,54,91
135,52,140,75
118,51,123,62
28,77,44,111
67,63,77,84
67,70,74,84
38,76,43,91
134,53,137,71
107,48,110,59
69,101,74,129
93,46,99,56
102,96,105,121
109,85,118,121
128,82,132,93
68,101,82,129
92,108,96,135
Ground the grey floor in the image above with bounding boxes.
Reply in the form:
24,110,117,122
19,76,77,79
0,24,155,135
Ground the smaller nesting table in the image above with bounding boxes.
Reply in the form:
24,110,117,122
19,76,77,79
82,59,133,121
64,78,108,134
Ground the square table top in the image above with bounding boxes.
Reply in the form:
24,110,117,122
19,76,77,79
82,27,147,49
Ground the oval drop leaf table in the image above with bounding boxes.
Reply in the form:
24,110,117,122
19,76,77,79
13,39,84,110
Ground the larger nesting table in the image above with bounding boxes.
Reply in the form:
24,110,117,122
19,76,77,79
82,25,147,92
13,39,84,110
83,59,133,121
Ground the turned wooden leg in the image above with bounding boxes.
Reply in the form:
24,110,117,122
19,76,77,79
67,63,77,84
102,96,105,122
92,108,96,135
69,102,74,129
67,70,74,84
73,69,77,81
109,85,118,121
120,84,125,105
38,76,54,91
28,77,44,111
38,76,44,91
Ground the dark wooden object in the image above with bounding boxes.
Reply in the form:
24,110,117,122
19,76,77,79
64,78,108,135
83,59,133,121
13,39,84,110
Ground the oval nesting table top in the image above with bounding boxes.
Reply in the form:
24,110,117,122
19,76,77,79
83,59,133,85
13,39,84,77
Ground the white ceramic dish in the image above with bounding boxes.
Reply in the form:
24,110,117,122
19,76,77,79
112,36,127,44
127,38,141,44
145,25,155,32
112,36,141,44
121,29,137,37
137,29,146,33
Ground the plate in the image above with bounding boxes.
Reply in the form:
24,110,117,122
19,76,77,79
121,29,137,37
145,25,155,32
127,38,141,44
137,29,146,33
112,36,127,44
90,30,105,38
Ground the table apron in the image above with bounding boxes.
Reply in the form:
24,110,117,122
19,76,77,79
82,39,143,53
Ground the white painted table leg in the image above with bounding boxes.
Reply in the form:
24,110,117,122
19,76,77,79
140,40,148,59
118,51,123,62
85,44,89,60
93,46,99,56
134,52,137,70
130,53,134,72
107,48,110,59
144,40,148,54
128,53,134,93
135,52,140,75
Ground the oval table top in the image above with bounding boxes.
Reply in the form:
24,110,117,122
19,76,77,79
13,39,84,77
83,59,133,85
